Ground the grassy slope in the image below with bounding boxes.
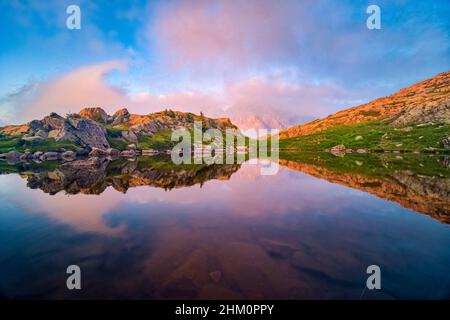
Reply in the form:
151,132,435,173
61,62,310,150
137,130,175,150
0,134,79,153
280,121,450,153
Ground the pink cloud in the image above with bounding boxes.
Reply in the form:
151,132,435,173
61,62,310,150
153,0,304,71
12,61,128,122
4,61,351,131
224,77,350,129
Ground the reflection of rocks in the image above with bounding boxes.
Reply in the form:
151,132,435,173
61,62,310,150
279,159,450,224
442,156,450,169
209,271,222,283
14,157,241,195
329,145,346,157
27,158,109,195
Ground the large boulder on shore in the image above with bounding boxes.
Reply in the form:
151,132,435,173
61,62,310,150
66,116,110,149
27,113,110,150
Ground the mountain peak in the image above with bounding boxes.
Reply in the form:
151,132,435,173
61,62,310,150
113,108,129,118
78,107,109,123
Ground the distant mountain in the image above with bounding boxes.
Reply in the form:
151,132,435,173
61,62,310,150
280,71,450,139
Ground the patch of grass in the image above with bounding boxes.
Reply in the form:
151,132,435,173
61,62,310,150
280,121,450,153
138,130,175,150
105,126,123,138
17,138,79,153
0,135,79,153
0,135,21,153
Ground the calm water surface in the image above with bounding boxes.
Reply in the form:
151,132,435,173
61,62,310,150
0,157,449,299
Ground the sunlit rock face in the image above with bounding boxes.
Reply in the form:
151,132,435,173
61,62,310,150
0,108,241,153
22,112,110,150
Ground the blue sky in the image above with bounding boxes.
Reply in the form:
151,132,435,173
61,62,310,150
0,0,449,128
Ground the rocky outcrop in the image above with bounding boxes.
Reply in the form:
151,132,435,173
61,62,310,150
78,107,109,123
0,124,29,135
1,108,240,156
66,115,110,149
111,108,130,125
26,113,110,150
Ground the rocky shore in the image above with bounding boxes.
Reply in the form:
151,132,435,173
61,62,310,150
0,147,164,164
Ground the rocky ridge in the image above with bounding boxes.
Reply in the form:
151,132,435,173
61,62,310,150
280,71,450,139
0,108,239,162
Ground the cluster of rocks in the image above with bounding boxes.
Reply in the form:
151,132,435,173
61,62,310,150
0,150,79,163
0,147,167,164
88,147,160,158
328,145,368,156
27,112,110,149
0,107,244,165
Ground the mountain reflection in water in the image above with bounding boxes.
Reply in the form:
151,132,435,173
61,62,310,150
0,153,449,299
